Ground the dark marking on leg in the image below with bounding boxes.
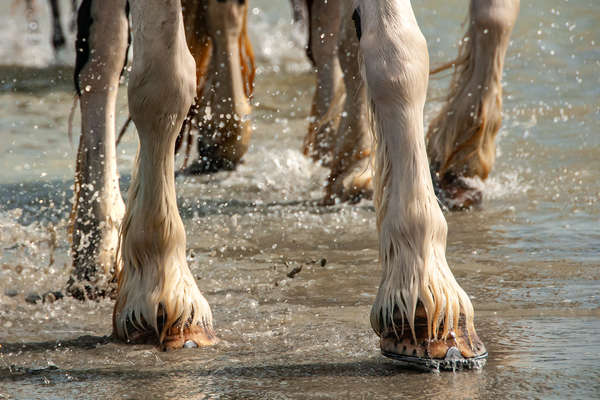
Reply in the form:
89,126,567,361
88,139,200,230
49,0,66,50
352,8,361,41
305,0,315,66
122,1,131,77
74,0,130,95
74,0,93,95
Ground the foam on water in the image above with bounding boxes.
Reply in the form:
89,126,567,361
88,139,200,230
0,208,70,298
462,171,532,202
220,148,328,199
247,4,311,74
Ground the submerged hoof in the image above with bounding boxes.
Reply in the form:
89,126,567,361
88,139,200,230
180,157,238,175
161,325,219,351
441,182,482,211
320,182,372,206
431,169,483,211
379,306,487,371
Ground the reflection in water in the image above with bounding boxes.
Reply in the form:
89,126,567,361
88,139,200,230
1,0,599,398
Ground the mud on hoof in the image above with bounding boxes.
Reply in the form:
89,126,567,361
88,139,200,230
380,306,487,371
431,167,483,211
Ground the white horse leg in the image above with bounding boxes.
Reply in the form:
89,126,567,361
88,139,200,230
323,9,372,205
113,0,216,349
427,0,520,209
69,0,127,299
184,0,254,174
302,0,344,165
356,0,486,365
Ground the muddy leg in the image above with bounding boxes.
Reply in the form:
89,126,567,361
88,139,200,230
322,9,372,205
68,0,128,300
427,0,519,210
356,1,486,369
301,0,344,166
183,0,254,174
113,0,216,349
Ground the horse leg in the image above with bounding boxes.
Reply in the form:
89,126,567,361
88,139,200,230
68,0,128,299
356,0,486,367
113,0,217,349
48,0,66,51
183,0,254,174
322,9,372,205
427,0,520,210
301,0,344,166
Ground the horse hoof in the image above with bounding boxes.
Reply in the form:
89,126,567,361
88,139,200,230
161,325,219,351
379,305,487,371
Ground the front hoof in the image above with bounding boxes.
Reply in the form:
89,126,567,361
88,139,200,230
379,307,487,371
161,325,219,351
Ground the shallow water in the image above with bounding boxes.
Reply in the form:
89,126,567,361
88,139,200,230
1,0,599,398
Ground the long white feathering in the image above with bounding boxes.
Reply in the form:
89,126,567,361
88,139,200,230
427,0,520,184
357,0,476,344
114,155,214,341
113,0,214,344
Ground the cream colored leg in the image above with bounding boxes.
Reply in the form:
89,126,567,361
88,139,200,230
113,0,216,349
427,0,520,209
69,0,127,299
356,0,486,363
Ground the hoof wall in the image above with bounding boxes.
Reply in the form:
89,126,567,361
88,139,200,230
161,325,219,351
382,348,488,372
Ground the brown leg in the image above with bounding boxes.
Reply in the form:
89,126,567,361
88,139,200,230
68,0,128,300
182,0,254,174
322,9,372,205
427,0,520,210
113,0,216,349
301,0,344,166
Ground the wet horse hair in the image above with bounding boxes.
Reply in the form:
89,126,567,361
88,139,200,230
68,0,518,369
